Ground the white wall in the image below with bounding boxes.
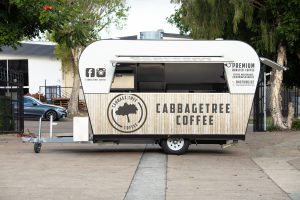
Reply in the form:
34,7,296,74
0,54,62,94
29,57,61,93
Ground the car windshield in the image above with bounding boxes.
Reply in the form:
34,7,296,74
24,97,43,105
33,98,43,104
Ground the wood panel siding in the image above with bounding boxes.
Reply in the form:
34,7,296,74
85,93,253,135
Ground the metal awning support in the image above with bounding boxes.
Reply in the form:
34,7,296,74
260,57,287,131
260,57,287,71
111,56,234,64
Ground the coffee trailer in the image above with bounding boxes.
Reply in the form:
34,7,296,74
24,40,285,154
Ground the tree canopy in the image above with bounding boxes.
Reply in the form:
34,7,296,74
43,0,128,74
40,0,128,115
0,0,52,47
1,0,128,115
169,0,300,86
40,0,128,49
1,0,128,49
169,0,300,129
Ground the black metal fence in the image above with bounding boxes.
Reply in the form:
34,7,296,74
0,66,24,133
39,86,72,101
280,87,299,117
39,85,85,102
253,77,300,132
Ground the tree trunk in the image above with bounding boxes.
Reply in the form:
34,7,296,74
67,47,83,115
126,115,130,123
270,43,295,130
287,102,294,129
68,72,80,115
270,42,288,130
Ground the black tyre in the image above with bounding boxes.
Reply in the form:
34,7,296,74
34,143,42,153
161,137,190,155
158,142,162,147
45,110,58,121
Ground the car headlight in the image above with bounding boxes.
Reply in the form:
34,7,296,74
56,108,66,112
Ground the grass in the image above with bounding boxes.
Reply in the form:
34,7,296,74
292,119,300,130
248,116,272,125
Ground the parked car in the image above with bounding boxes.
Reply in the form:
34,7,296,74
23,96,67,121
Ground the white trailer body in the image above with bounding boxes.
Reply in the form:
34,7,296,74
26,40,285,154
76,40,260,154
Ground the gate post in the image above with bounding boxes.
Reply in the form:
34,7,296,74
253,65,265,132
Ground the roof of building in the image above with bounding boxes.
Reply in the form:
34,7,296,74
0,42,56,57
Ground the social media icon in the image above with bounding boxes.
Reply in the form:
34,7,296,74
86,68,95,77
96,68,106,77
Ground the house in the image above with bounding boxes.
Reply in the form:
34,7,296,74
0,42,62,95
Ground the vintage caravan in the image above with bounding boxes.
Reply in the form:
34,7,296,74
79,39,260,155
24,40,283,154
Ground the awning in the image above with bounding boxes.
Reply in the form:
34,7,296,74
111,56,234,64
260,57,287,71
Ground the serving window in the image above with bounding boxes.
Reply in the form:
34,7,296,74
110,65,136,92
137,64,165,92
165,63,228,93
110,63,229,93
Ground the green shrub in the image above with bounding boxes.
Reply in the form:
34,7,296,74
267,124,281,131
292,119,300,130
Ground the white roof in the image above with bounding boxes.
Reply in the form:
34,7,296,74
79,40,261,94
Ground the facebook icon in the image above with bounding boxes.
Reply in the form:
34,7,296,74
86,68,95,77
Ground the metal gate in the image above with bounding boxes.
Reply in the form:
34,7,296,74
253,64,300,132
0,66,24,133
39,85,62,102
281,86,299,118
253,68,264,132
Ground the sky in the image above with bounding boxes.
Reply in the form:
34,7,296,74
102,0,180,39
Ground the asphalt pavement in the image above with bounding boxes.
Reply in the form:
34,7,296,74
24,118,73,134
0,119,299,200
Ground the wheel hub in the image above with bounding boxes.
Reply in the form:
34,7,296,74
167,138,184,151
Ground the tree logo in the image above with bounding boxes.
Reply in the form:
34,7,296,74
107,94,147,133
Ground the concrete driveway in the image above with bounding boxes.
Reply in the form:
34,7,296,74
0,120,299,200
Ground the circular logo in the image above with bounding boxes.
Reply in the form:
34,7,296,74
107,94,147,133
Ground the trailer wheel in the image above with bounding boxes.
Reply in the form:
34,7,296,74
34,143,42,153
161,138,190,155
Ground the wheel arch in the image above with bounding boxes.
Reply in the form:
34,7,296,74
44,109,58,120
